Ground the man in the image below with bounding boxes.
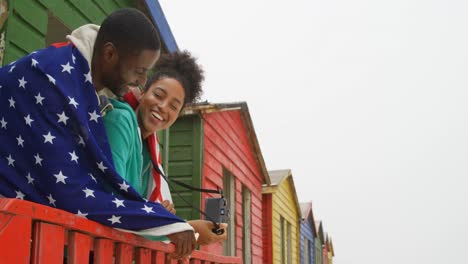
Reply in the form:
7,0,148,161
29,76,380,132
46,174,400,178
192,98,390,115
0,8,195,259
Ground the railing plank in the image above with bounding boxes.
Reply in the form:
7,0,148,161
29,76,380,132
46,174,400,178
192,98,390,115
0,199,243,264
94,238,114,264
68,232,93,264
0,213,32,263
116,243,134,264
135,247,151,264
31,222,65,264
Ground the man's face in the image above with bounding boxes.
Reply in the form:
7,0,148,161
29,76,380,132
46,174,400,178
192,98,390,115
106,49,159,96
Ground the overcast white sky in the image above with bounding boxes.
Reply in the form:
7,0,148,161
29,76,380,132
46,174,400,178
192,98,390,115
160,1,468,263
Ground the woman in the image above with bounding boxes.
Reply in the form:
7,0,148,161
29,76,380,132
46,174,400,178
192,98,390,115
103,51,226,246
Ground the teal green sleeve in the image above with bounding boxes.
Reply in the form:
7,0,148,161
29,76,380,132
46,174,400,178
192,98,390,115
102,101,143,194
103,111,131,179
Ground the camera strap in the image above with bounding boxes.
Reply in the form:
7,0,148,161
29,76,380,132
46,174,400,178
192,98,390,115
148,150,225,235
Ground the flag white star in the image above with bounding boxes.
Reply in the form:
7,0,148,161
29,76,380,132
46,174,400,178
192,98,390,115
107,215,121,224
43,131,56,144
18,76,27,88
31,58,39,67
61,62,74,74
88,173,97,183
53,171,68,184
119,181,130,192
35,93,45,105
76,210,88,218
72,54,76,64
16,135,24,147
46,74,56,85
97,161,107,172
47,194,56,207
84,71,92,83
88,110,100,123
68,96,79,108
34,153,43,166
57,111,69,125
112,198,125,208
26,173,34,184
9,65,15,73
83,187,95,198
15,190,25,200
24,114,34,127
8,97,15,108
0,117,7,129
69,151,79,163
78,135,85,146
142,205,154,213
6,155,15,167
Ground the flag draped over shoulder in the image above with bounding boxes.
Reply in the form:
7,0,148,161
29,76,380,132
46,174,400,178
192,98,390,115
0,43,188,233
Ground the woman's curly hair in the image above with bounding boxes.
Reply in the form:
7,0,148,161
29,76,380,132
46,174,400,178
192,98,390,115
145,50,204,105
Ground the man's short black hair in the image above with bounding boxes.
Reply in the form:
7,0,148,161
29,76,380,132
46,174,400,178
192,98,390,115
95,8,161,56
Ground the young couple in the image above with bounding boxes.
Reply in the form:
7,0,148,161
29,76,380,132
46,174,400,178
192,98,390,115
0,8,225,259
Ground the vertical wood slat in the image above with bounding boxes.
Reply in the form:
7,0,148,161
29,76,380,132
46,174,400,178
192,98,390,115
94,238,114,264
135,248,151,264
68,232,93,264
0,213,32,263
189,259,201,264
115,243,133,264
152,251,166,263
31,222,65,264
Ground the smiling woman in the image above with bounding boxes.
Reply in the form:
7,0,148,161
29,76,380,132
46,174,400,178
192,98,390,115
103,50,204,202
137,76,185,139
102,51,226,246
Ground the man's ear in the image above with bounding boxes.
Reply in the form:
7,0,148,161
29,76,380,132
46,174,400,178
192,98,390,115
102,42,119,65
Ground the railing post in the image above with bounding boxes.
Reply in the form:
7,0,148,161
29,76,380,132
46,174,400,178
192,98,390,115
0,213,32,263
31,222,65,264
94,238,114,264
116,243,134,264
135,247,151,264
68,232,93,264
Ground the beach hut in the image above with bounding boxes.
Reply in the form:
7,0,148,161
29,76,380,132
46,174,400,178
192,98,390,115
315,220,324,264
262,169,301,264
162,102,270,263
300,202,317,264
327,236,335,264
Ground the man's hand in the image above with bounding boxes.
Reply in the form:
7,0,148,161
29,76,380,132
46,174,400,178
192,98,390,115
162,200,176,214
166,230,196,259
188,220,228,246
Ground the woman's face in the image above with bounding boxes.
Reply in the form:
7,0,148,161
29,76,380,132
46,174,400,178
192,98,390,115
136,77,185,138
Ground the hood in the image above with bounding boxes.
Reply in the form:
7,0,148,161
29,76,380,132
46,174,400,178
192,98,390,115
66,24,100,69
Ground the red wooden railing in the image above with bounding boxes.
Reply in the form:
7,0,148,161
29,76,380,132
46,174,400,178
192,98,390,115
0,198,242,264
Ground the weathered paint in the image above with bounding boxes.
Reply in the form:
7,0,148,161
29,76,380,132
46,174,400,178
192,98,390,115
163,115,203,221
166,103,269,263
200,109,265,263
262,170,301,264
262,193,273,264
2,0,135,65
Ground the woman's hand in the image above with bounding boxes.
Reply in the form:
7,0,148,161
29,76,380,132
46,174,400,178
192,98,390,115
161,200,176,214
187,220,228,246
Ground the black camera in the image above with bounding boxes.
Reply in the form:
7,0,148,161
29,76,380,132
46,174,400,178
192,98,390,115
204,197,229,224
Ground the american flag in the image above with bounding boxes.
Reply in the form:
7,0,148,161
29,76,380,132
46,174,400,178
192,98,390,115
0,43,189,234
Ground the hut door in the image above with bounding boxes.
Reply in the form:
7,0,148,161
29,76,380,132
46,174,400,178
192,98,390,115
222,168,236,256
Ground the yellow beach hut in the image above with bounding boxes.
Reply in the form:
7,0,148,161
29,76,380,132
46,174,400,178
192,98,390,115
262,169,301,264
